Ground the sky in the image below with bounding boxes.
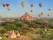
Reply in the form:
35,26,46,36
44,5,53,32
0,0,53,18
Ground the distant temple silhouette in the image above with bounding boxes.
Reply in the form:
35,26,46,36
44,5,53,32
18,12,36,21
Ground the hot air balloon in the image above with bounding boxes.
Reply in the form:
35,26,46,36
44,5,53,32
6,3,10,7
2,2,6,7
41,12,43,15
48,9,50,11
21,2,26,8
30,4,34,7
31,10,33,12
39,3,42,7
38,14,41,17
47,13,50,16
38,14,41,19
6,3,10,11
2,4,6,7
2,2,4,5
7,7,10,11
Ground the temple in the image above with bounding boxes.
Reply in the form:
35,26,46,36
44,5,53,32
8,30,20,38
18,12,36,21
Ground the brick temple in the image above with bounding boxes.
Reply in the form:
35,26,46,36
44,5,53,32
18,12,36,21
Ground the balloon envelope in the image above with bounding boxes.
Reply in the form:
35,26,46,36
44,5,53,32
7,7,10,11
31,10,33,12
2,2,4,5
38,14,41,17
6,3,10,7
30,4,34,7
2,2,6,7
21,2,26,8
41,12,43,15
48,9,50,11
2,4,6,7
47,13,50,16
39,3,42,7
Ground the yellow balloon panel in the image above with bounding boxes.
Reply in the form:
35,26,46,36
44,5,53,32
21,2,26,8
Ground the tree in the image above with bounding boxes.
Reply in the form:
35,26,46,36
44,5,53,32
33,20,42,25
49,23,53,29
4,23,17,30
42,22,49,32
42,22,49,40
29,22,39,28
15,21,28,30
0,29,7,34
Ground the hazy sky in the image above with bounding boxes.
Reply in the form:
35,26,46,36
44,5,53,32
0,0,53,18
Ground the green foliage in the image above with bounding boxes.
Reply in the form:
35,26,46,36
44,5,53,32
21,27,30,35
40,25,45,28
29,22,39,28
47,34,53,39
0,20,53,40
4,23,17,30
0,23,2,26
0,29,7,34
2,36,7,40
35,28,43,34
32,20,42,25
22,20,30,25
49,23,53,28
42,22,48,26
36,38,46,40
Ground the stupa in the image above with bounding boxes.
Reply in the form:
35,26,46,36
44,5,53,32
8,30,16,38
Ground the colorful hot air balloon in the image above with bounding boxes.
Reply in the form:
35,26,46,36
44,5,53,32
21,2,26,8
47,13,50,16
30,4,34,7
6,3,10,11
6,3,10,7
2,2,10,11
2,2,4,5
31,10,33,12
38,14,41,17
30,4,34,12
7,7,10,11
39,3,42,7
41,12,43,15
48,9,50,11
2,4,6,7
38,14,41,19
2,2,6,7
